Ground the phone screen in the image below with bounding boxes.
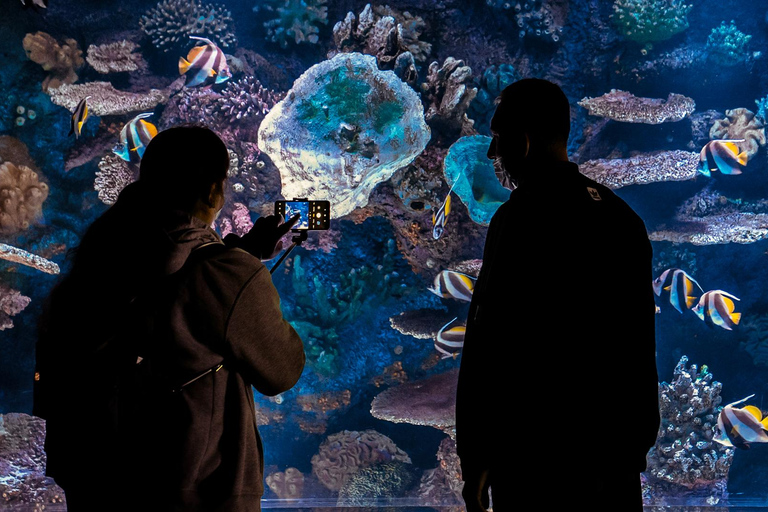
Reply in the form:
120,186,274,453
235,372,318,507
284,201,310,230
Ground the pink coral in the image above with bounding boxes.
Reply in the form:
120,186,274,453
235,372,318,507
0,283,30,331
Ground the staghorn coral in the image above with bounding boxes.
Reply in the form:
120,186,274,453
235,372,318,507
706,20,752,67
265,467,304,499
0,244,59,275
22,32,84,91
214,76,283,126
48,79,183,117
417,437,463,504
258,52,430,219
421,57,477,137
578,89,695,124
86,40,144,74
643,356,732,505
579,150,699,189
611,0,692,46
0,283,31,331
310,429,411,492
256,0,329,49
709,108,766,160
0,162,49,236
337,461,416,506
95,154,136,206
140,0,237,53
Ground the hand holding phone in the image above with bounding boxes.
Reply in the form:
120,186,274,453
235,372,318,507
238,212,301,261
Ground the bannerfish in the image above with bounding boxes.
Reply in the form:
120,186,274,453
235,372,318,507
428,270,475,302
435,317,465,359
698,139,748,177
693,290,741,331
68,96,90,138
179,36,232,88
112,113,157,164
652,268,703,314
432,175,461,240
714,394,768,449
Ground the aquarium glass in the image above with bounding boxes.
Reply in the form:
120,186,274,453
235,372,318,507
2,0,768,508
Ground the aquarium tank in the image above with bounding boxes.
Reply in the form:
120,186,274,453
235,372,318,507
4,0,768,509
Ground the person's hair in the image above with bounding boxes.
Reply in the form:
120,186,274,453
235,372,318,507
139,125,230,211
494,78,570,147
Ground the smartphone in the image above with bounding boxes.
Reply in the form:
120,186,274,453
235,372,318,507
275,199,331,230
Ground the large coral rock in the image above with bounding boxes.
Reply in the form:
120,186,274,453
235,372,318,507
0,162,49,235
258,52,430,219
22,32,84,91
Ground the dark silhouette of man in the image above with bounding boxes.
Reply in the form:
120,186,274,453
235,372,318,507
456,79,660,511
35,126,305,511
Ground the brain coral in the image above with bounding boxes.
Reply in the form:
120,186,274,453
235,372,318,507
443,135,511,226
258,52,430,219
709,107,766,160
310,429,411,492
0,162,49,235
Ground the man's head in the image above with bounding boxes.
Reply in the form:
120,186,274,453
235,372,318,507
487,78,570,186
139,125,229,217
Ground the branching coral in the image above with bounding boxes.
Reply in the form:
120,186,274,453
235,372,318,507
140,0,237,53
421,57,477,136
487,0,562,43
612,0,692,46
0,162,49,235
643,356,732,504
214,76,283,126
337,461,416,506
256,0,328,49
48,79,183,117
709,108,766,160
310,429,411,492
95,154,136,206
579,150,699,189
706,20,752,67
578,89,695,124
86,40,144,74
0,283,31,331
22,31,84,91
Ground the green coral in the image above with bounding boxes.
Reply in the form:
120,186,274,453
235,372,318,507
611,0,692,46
255,0,329,49
706,20,752,66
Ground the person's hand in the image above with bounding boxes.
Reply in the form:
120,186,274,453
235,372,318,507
461,468,491,512
237,213,300,260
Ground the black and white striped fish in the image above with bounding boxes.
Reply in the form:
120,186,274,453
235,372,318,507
698,139,747,177
68,96,90,138
434,317,465,359
428,270,475,302
714,394,768,449
112,113,157,164
652,268,702,314
693,289,741,331
179,36,232,88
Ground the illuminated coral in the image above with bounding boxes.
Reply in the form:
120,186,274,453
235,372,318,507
258,52,430,219
611,0,692,46
48,79,183,117
337,461,416,506
22,31,84,91
643,356,732,504
421,57,477,136
214,76,283,126
578,90,695,124
0,283,31,331
0,244,60,275
707,20,752,66
265,467,304,499
256,0,328,49
709,108,766,160
0,162,49,235
95,154,136,206
140,0,237,53
579,150,699,189
86,40,144,74
310,430,411,492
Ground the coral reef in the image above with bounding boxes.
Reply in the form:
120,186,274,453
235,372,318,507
22,31,84,91
420,57,477,137
310,430,411,492
214,76,283,126
48,78,183,117
611,0,692,46
95,153,136,206
0,282,31,331
643,356,732,505
578,89,695,124
389,159,444,213
706,20,752,67
86,40,144,74
389,308,456,340
468,64,522,135
257,0,329,49
493,0,562,43
265,467,304,499
579,150,699,189
650,212,768,245
370,368,458,437
443,135,511,225
0,413,66,506
0,162,49,235
0,244,60,275
337,461,416,506
417,437,463,504
140,0,237,53
709,108,766,161
257,52,430,219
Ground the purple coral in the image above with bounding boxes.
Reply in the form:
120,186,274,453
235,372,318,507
0,283,30,331
214,76,283,126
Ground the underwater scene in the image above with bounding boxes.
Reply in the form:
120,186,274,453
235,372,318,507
5,0,768,509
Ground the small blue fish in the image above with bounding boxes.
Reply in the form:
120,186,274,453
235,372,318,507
435,316,465,359
68,96,90,139
179,36,231,88
113,113,157,164
652,268,702,314
698,140,748,177
428,270,475,302
693,290,741,331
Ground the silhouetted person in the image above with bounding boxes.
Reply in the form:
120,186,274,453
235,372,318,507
35,126,305,511
456,79,659,511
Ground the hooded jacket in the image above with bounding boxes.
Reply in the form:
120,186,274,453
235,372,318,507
36,181,304,511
